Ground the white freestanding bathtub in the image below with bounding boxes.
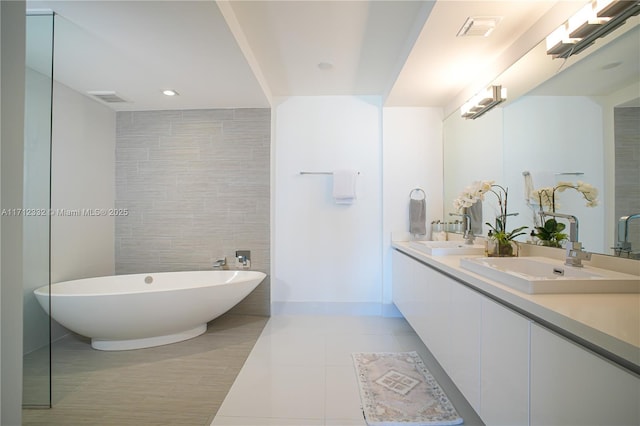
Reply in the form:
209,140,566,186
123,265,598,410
34,270,266,351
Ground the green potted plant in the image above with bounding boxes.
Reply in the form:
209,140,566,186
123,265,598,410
486,218,528,256
534,218,568,248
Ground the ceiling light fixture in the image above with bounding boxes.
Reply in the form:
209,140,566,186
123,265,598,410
546,0,640,59
460,85,507,119
162,89,179,96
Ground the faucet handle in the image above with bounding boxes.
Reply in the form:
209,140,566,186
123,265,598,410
565,242,591,267
235,250,251,269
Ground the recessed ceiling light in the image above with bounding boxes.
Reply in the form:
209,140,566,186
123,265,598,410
317,62,333,70
162,89,179,96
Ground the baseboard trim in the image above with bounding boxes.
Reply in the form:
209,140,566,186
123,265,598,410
270,301,402,317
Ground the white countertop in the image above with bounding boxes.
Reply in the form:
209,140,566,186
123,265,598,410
392,241,640,373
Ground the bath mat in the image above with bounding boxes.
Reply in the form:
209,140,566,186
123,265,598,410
352,351,463,426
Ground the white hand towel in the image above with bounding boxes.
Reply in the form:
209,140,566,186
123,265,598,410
332,170,357,204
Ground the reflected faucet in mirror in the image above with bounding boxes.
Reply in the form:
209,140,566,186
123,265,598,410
449,212,475,245
614,214,640,259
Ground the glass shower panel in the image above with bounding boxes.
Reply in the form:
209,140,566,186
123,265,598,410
23,12,54,407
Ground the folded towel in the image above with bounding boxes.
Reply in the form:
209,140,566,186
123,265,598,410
333,170,357,204
409,198,426,235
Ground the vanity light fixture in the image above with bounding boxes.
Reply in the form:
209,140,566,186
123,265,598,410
162,89,179,96
546,0,640,59
460,85,507,120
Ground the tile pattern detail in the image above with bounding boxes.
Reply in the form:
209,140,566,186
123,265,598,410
375,369,420,395
115,109,270,315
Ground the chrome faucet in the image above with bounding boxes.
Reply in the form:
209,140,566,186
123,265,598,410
212,257,227,269
542,211,591,267
449,212,475,245
614,213,640,257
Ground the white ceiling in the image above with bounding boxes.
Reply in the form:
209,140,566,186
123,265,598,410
26,0,633,113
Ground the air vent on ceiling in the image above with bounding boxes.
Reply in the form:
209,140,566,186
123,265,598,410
457,16,502,37
87,91,129,103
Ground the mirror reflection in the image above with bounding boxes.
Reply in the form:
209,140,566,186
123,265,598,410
444,20,639,259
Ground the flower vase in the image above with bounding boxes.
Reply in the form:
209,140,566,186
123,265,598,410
486,239,518,257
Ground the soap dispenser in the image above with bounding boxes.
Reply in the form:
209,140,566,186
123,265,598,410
485,230,493,256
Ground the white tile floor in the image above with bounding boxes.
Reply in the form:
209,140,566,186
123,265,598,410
211,314,483,426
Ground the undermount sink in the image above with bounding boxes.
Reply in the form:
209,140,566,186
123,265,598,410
409,240,485,256
460,256,640,294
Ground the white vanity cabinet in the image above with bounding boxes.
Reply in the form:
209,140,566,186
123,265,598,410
392,247,640,426
392,250,482,412
480,298,530,425
530,324,640,426
448,280,482,412
392,250,528,422
392,250,451,363
392,250,431,345
418,259,451,369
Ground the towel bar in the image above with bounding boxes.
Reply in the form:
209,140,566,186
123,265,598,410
410,188,426,200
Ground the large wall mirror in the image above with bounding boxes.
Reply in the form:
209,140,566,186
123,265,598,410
444,16,639,259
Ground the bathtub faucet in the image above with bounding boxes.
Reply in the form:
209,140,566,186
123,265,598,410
212,257,227,269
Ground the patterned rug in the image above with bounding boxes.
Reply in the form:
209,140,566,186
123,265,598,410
352,352,463,426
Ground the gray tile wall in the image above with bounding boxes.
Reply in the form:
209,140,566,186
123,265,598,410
614,107,640,252
115,109,271,315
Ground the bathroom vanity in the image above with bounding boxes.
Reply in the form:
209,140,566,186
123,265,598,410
392,242,640,426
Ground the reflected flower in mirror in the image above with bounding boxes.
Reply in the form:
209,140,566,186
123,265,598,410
531,181,599,213
452,180,494,211
531,181,599,248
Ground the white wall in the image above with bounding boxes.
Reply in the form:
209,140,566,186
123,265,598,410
273,96,383,314
51,82,116,284
382,107,443,305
